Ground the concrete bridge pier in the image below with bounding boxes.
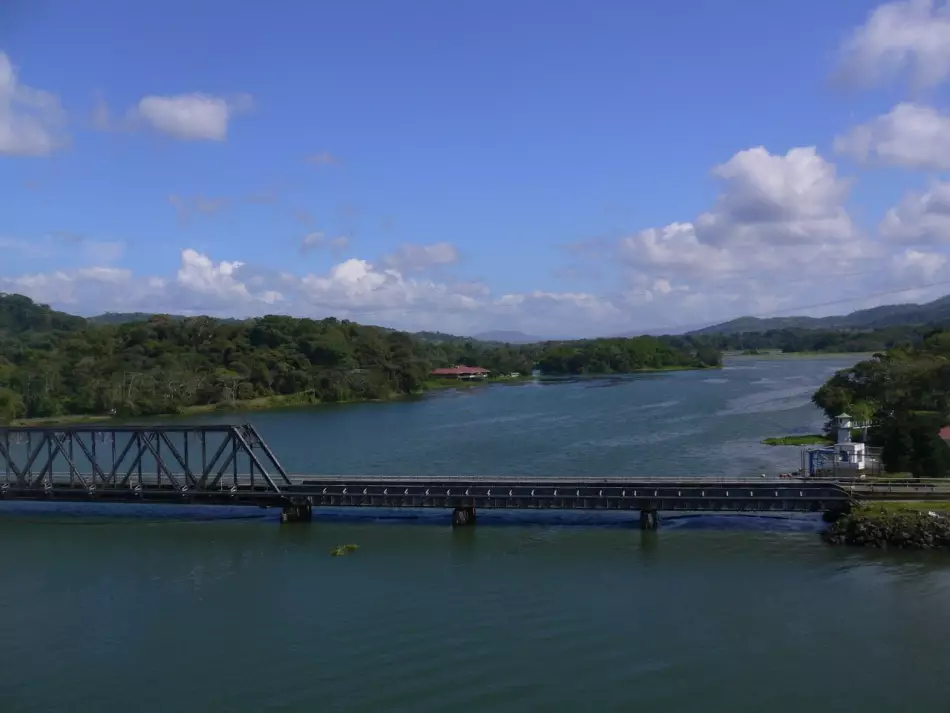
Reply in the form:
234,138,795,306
452,507,477,527
280,500,312,524
639,509,660,530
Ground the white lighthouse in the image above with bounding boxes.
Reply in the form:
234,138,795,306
834,413,866,470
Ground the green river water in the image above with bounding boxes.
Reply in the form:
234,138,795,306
2,355,949,712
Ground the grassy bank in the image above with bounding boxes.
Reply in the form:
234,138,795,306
859,501,950,514
763,434,832,446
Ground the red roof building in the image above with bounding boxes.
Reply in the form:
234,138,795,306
430,365,490,379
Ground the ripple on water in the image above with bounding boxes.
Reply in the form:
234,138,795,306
716,383,816,416
588,424,706,448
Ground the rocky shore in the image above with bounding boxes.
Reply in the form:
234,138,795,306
822,506,950,550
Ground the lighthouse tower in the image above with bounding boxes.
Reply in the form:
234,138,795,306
836,413,853,444
834,413,866,470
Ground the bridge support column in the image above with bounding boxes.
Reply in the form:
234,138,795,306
280,501,312,524
452,507,477,527
639,509,660,531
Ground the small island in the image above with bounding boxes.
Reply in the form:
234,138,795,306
762,434,832,446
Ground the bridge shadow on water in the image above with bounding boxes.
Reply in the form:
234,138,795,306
0,501,825,533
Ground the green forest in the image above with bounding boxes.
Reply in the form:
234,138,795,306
812,329,950,478
536,337,721,374
686,324,936,354
0,294,716,421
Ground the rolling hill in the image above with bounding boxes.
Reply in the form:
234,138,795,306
690,294,950,335
0,292,86,335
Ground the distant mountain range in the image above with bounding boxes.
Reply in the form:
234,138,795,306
690,294,950,335
20,295,950,344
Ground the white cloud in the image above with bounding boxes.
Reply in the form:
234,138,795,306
621,147,862,281
604,144,937,331
835,103,950,170
0,51,67,156
2,238,949,337
0,248,622,336
0,145,905,337
134,92,252,141
880,182,950,243
621,223,735,277
835,0,950,88
696,147,855,247
894,248,948,278
383,242,460,272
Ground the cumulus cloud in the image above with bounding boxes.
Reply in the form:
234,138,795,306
0,51,67,156
601,144,938,329
0,144,912,337
893,248,948,278
880,182,950,243
1,237,949,337
835,103,950,170
621,146,861,281
383,242,460,272
835,0,950,88
133,92,252,141
0,248,623,336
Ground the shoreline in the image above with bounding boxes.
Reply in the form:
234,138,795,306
725,351,876,359
6,366,717,427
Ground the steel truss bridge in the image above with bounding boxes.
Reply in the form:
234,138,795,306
1,424,946,527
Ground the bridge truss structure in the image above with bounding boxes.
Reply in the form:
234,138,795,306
0,424,292,501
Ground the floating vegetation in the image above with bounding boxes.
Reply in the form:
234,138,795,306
331,544,360,557
762,434,832,446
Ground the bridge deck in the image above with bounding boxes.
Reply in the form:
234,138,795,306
0,472,853,512
1,424,947,516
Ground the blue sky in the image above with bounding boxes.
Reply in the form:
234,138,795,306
2,0,950,337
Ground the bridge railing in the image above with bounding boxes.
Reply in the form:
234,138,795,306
292,474,817,484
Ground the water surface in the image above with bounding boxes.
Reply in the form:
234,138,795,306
3,356,949,712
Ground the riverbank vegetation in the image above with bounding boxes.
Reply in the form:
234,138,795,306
0,293,719,422
811,328,950,478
